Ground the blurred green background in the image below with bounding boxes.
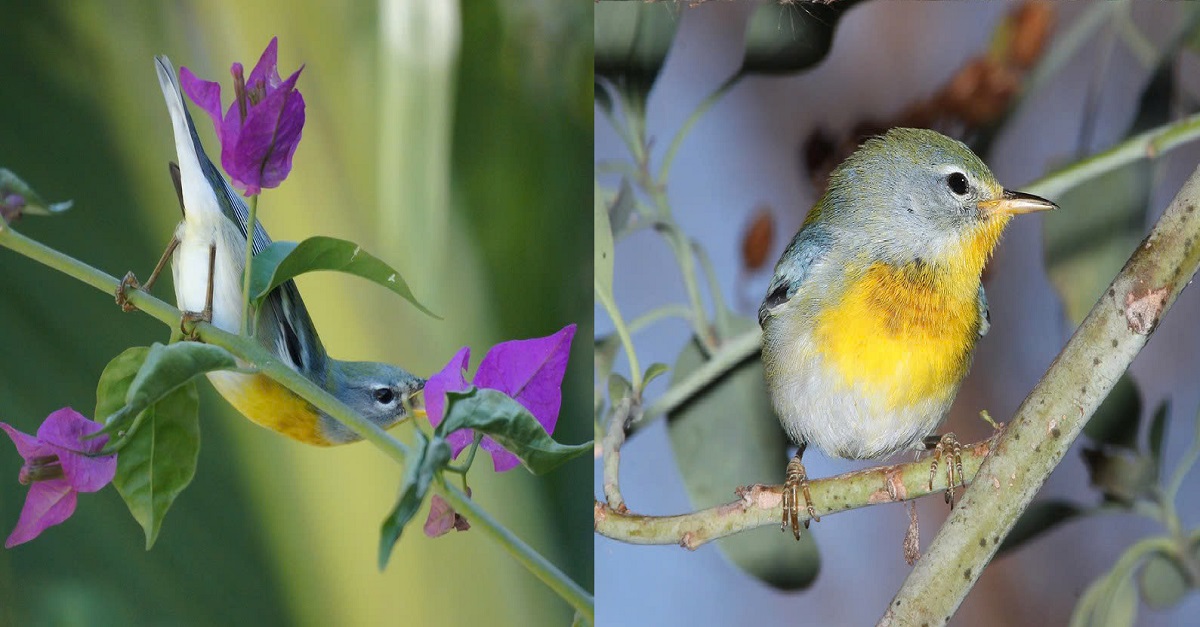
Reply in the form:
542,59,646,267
0,1,591,625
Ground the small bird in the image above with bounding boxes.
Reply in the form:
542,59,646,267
758,128,1056,538
117,56,424,446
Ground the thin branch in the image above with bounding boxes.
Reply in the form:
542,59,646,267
882,163,1200,625
595,433,1000,548
0,221,594,619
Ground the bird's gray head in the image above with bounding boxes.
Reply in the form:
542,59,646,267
320,361,426,444
817,127,1055,265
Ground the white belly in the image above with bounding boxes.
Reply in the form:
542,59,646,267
763,325,954,460
171,210,247,336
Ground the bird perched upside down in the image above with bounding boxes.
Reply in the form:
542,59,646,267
758,128,1056,538
118,56,425,446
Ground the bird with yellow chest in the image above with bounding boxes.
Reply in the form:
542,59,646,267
758,128,1057,537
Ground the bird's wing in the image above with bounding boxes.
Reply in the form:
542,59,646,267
758,226,831,328
976,284,990,338
155,55,328,379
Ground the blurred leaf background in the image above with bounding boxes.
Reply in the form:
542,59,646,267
0,1,591,625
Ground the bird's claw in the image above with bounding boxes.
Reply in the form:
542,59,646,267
115,272,142,313
179,307,212,341
927,433,965,508
782,454,818,540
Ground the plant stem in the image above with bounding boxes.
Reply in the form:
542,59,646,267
595,433,1000,547
435,479,595,622
596,288,642,391
882,163,1200,625
0,221,591,616
637,327,760,427
241,194,258,336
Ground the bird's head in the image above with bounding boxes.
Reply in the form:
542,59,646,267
816,127,1056,269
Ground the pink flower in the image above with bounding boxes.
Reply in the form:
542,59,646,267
180,37,305,196
1,408,116,548
426,324,576,472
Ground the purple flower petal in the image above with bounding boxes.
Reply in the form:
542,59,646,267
35,408,115,493
424,346,475,458
179,67,225,133
425,347,471,429
480,438,520,472
5,479,75,548
246,37,282,91
0,423,51,460
474,324,576,438
423,494,456,538
226,71,305,195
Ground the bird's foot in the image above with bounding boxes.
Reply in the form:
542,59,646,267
179,306,212,341
782,452,818,540
115,272,142,313
925,433,965,508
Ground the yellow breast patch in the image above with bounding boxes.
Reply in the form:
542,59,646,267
813,260,981,413
210,372,332,446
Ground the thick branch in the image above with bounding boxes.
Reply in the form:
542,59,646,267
882,164,1200,624
595,433,999,548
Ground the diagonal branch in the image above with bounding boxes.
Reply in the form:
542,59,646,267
882,163,1200,625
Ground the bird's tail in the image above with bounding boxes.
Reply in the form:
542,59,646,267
154,55,224,220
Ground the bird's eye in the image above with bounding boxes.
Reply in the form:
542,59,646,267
373,387,396,405
947,172,969,196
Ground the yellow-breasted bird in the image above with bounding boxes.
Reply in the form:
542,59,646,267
118,56,424,446
758,128,1056,537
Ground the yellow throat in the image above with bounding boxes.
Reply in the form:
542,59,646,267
812,215,1009,413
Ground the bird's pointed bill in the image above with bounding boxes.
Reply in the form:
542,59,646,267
979,189,1058,216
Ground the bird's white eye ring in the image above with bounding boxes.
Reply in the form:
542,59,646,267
947,172,969,196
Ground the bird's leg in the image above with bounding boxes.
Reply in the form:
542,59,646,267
925,433,965,507
179,243,216,339
116,235,180,312
117,163,187,313
782,443,819,540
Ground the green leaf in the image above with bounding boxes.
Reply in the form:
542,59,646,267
436,388,591,475
999,500,1086,554
95,347,151,422
607,373,632,405
1073,567,1138,627
99,343,235,436
249,237,437,319
378,430,451,570
1081,447,1157,506
594,181,615,299
1138,551,1189,610
594,1,679,93
666,315,819,590
1084,374,1142,451
641,362,669,388
609,178,636,239
1148,401,1170,475
96,346,201,549
0,168,72,215
112,382,201,549
741,1,861,75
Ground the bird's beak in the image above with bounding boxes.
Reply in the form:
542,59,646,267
978,189,1058,216
407,389,426,419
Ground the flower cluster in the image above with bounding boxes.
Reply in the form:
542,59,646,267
425,324,576,472
1,408,116,548
180,37,305,196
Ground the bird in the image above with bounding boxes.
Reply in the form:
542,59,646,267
757,127,1056,538
116,55,425,446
